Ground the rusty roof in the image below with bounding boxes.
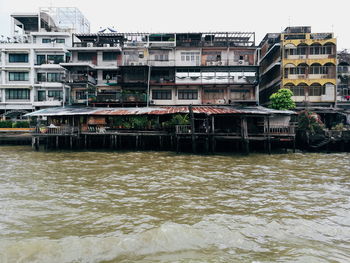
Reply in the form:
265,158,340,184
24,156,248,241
25,106,294,117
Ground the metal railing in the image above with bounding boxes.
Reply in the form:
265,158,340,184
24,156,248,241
175,125,192,134
34,126,79,135
66,74,97,85
264,123,296,135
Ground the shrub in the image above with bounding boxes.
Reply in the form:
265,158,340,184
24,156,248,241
297,110,324,134
12,121,30,128
269,89,296,110
0,120,13,128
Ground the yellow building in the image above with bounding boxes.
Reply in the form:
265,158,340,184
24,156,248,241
259,27,337,108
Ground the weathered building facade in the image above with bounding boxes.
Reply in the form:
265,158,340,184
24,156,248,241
63,32,259,107
258,27,337,108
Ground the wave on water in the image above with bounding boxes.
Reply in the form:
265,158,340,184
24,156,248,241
0,221,263,263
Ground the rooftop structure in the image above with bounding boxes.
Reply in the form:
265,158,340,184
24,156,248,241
11,7,90,36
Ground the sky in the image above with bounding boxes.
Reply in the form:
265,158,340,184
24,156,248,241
0,0,348,49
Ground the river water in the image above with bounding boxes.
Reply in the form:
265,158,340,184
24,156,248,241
0,146,349,263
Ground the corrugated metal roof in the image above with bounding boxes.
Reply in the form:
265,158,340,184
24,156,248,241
25,106,294,117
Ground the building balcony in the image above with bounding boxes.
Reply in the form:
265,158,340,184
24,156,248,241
66,74,97,85
148,41,176,48
123,60,148,66
148,60,175,67
33,99,62,107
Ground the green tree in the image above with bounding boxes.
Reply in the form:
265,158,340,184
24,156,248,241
269,88,296,110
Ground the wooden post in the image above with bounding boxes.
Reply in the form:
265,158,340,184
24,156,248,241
56,136,59,149
136,135,139,149
84,134,87,149
241,117,249,154
70,136,73,149
267,116,271,154
210,115,215,153
293,137,296,153
176,136,180,153
35,137,40,151
189,105,196,153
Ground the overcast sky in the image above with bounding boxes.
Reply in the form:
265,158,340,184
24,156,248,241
0,0,348,49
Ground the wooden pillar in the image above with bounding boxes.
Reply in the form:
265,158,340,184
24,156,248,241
241,117,249,154
159,135,162,150
293,137,296,153
32,137,35,149
189,105,196,153
136,135,139,149
210,115,215,153
267,116,271,154
84,134,87,149
170,135,174,150
56,136,59,149
176,136,180,153
35,137,40,151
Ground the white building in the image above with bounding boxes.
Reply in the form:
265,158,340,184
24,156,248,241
0,7,89,119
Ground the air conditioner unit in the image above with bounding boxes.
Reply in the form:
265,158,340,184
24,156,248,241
130,62,135,66
87,42,93,47
103,44,110,47
238,60,244,65
217,61,222,66
139,62,144,65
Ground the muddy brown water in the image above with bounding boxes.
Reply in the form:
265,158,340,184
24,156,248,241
0,146,349,262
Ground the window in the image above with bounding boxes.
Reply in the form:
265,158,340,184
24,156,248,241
6,89,30,100
47,55,64,64
37,73,46,82
42,39,51,43
56,39,65,44
103,52,118,61
37,55,46,65
47,73,62,82
103,71,118,80
75,91,94,100
178,89,198,100
203,89,224,100
48,90,63,100
180,52,200,62
230,89,250,100
77,52,95,61
76,91,87,100
152,89,172,100
38,90,46,101
9,54,28,63
290,86,305,96
309,85,324,96
9,72,29,81
154,53,169,61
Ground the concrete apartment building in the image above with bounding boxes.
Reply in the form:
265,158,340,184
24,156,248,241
63,31,259,107
0,7,89,119
258,27,337,108
337,50,350,108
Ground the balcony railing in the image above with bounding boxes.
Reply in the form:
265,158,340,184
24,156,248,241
66,74,97,85
264,123,296,135
34,126,79,135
